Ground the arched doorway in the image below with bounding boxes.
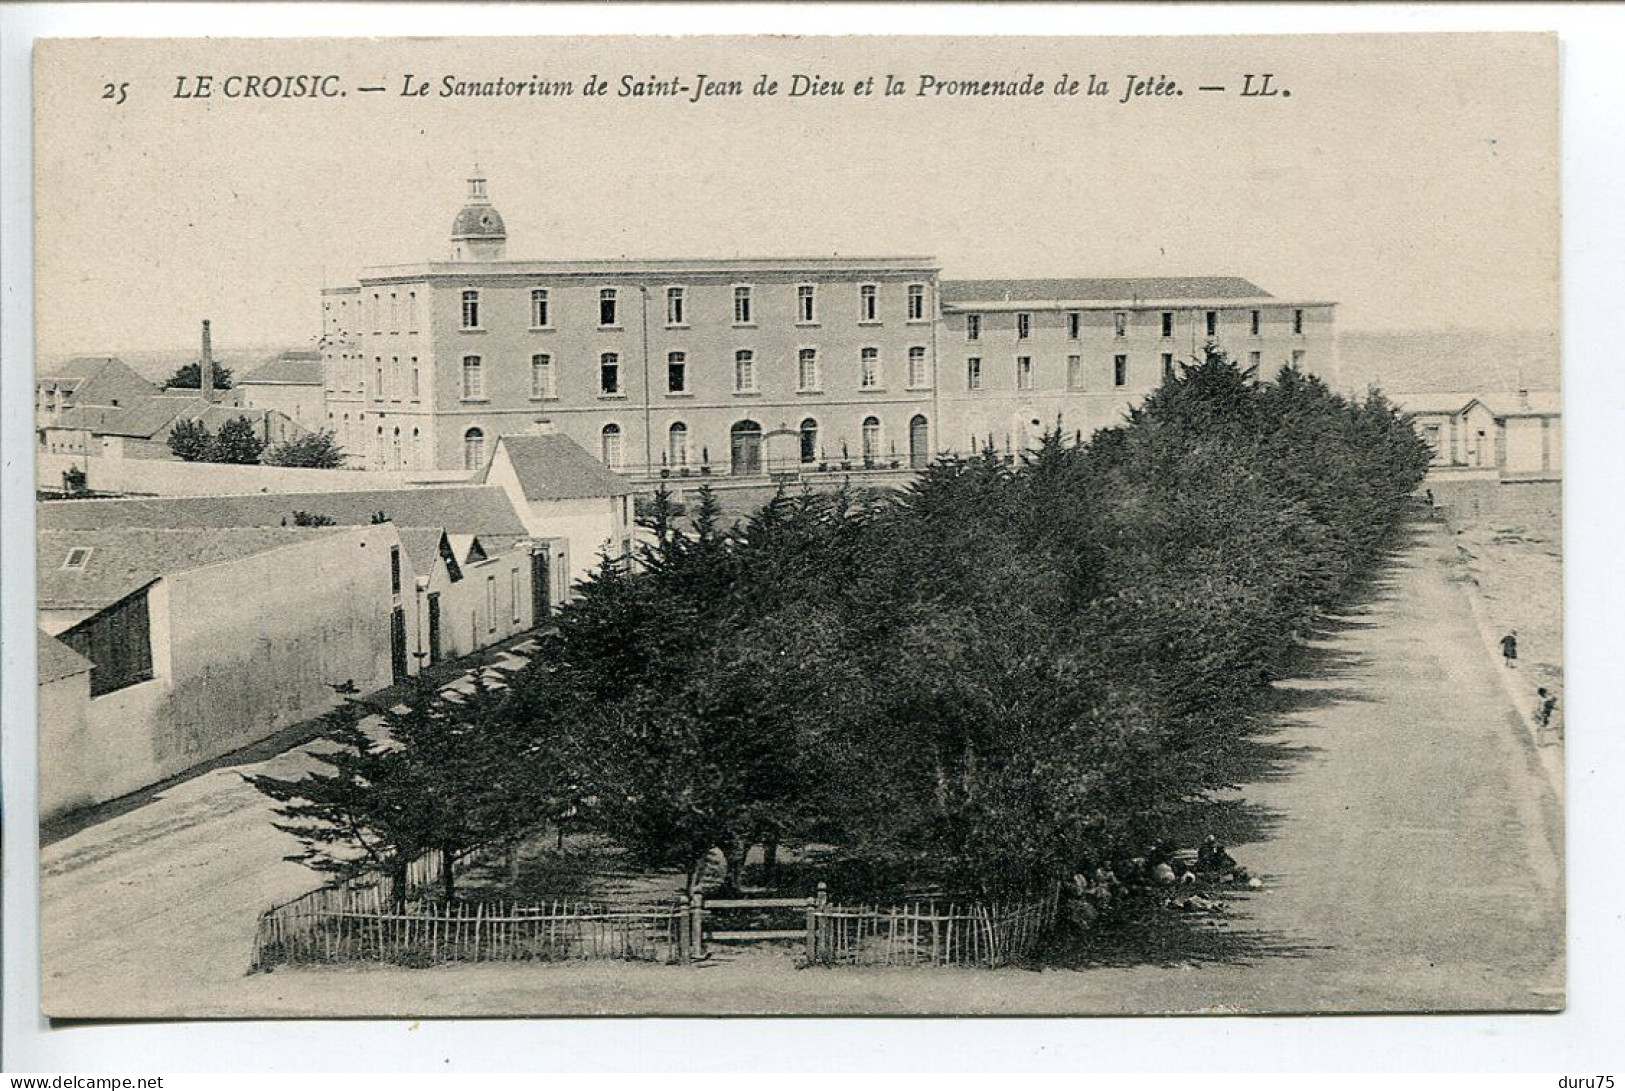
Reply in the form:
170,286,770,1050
731,420,762,476
861,417,881,466
799,418,819,464
909,414,929,469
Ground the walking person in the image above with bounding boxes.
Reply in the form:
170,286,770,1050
1535,687,1560,744
1500,630,1519,669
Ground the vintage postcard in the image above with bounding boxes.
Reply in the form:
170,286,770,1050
32,32,1561,1018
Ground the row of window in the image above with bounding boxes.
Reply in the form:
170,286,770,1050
325,291,422,336
459,282,931,332
964,348,1306,391
457,346,933,401
963,307,1308,342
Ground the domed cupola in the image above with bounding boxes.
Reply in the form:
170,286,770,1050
451,166,507,261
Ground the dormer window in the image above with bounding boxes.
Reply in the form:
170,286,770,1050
63,547,93,570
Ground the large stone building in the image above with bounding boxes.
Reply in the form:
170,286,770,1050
321,171,1338,475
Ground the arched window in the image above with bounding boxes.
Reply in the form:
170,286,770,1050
861,416,881,464
461,355,483,399
463,427,485,470
411,428,421,469
799,418,819,463
668,422,689,467
374,426,385,468
391,426,402,470
600,423,623,468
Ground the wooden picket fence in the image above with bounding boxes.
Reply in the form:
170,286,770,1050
805,885,1062,968
251,884,687,969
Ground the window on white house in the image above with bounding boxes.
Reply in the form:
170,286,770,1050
667,352,687,394
668,422,689,466
798,348,820,391
407,291,417,331
511,568,521,623
1206,310,1219,337
1067,311,1081,340
463,427,485,470
1067,354,1084,390
1162,311,1175,338
734,286,753,325
375,358,384,397
461,290,480,329
599,289,618,327
908,283,926,321
667,286,685,326
966,314,981,341
461,356,483,399
531,288,550,328
1016,356,1033,391
410,358,420,399
966,356,982,390
735,349,757,392
531,354,554,399
486,575,497,633
1114,354,1129,387
908,346,929,388
860,284,878,322
1250,309,1261,336
600,352,621,396
390,357,401,398
1017,312,1032,340
800,418,819,463
798,285,816,323
1294,309,1305,335
1114,311,1128,338
389,293,399,331
1162,353,1175,382
860,347,880,389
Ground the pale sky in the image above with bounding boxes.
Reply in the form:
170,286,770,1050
35,33,1558,356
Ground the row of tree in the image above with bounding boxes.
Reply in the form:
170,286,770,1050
254,351,1432,904
168,419,346,467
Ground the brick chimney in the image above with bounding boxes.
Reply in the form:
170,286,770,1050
199,319,217,402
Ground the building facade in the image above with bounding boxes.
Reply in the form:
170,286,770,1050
322,172,1338,475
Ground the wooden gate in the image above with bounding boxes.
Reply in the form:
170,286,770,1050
684,884,827,958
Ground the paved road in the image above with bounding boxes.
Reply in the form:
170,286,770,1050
39,526,1562,1016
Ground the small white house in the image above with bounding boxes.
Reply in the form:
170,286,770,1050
480,432,634,594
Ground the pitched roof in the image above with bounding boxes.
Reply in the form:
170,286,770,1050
1390,391,1479,416
52,397,202,438
940,277,1273,304
484,433,631,500
1470,391,1562,418
38,356,129,381
37,527,345,610
38,629,93,685
240,351,323,386
38,485,529,538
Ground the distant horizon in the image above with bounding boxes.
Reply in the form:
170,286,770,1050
36,36,1557,361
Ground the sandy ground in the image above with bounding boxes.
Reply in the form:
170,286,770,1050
39,523,1563,1018
1444,519,1564,736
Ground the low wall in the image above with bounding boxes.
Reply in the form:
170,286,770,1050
1428,472,1560,531
38,452,472,498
